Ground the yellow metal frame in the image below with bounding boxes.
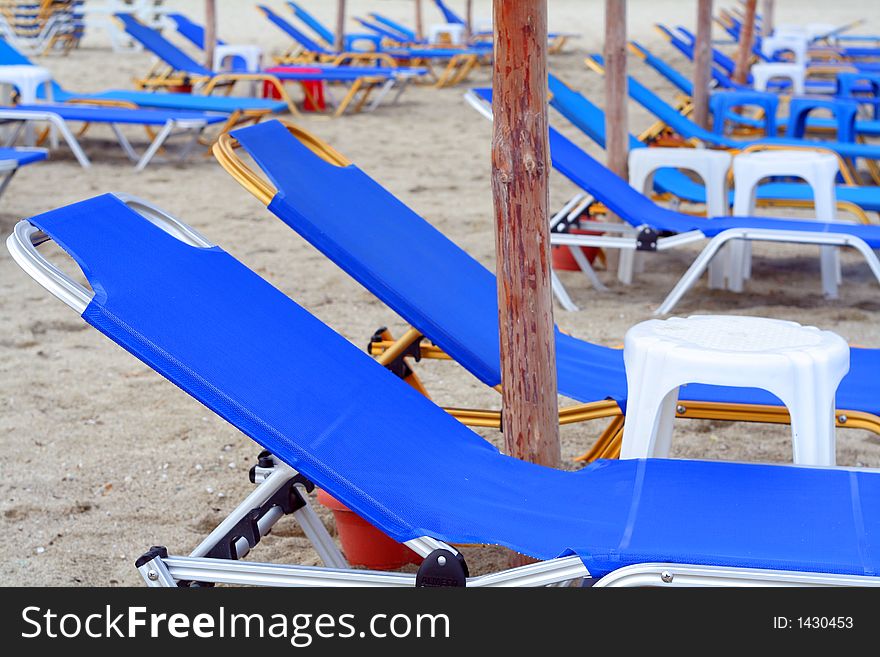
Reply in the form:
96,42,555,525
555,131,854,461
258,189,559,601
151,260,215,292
213,122,880,463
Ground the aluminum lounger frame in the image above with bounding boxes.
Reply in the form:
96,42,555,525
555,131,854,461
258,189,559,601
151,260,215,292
10,198,880,588
212,123,880,468
0,109,210,171
464,89,880,315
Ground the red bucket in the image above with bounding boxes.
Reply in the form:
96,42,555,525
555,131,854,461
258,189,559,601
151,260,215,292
317,489,422,570
552,226,602,271
264,66,326,112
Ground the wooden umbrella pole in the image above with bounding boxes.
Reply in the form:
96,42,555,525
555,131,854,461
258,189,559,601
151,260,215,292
465,0,473,39
761,0,774,37
335,0,346,52
415,0,424,41
491,0,560,469
733,0,757,84
693,0,713,129
604,0,628,182
204,0,216,72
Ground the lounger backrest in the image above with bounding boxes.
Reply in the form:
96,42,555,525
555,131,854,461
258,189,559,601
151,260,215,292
258,4,331,55
354,17,407,42
287,1,336,45
433,0,466,25
167,12,226,49
115,13,213,77
630,41,694,95
233,121,504,387
369,13,418,42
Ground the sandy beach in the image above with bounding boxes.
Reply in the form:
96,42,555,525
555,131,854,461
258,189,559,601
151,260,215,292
2,0,879,585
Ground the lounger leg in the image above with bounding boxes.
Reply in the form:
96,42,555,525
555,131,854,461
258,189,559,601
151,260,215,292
617,249,635,285
110,123,141,162
551,269,579,312
568,245,609,292
655,234,729,315
190,457,347,569
366,79,396,112
0,165,16,201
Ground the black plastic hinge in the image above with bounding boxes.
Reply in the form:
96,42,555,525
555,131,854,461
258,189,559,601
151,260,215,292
204,473,315,561
415,549,469,587
135,545,168,569
368,326,422,380
636,226,659,251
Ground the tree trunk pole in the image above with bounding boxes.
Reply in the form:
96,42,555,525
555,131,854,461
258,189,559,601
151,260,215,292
491,0,560,469
335,0,346,52
733,0,757,84
414,0,424,41
693,0,713,129
761,0,774,36
204,0,216,71
604,0,628,182
465,0,473,39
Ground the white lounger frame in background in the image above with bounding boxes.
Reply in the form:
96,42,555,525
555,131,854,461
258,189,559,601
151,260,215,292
8,194,880,588
0,110,211,170
0,147,46,201
464,90,880,315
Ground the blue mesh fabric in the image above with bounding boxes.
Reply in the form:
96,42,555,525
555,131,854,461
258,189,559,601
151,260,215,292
116,13,214,76
232,120,880,416
29,194,880,577
258,5,332,55
0,147,46,165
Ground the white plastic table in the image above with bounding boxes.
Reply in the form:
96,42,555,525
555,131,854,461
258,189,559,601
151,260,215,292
751,62,806,95
621,315,849,466
428,23,467,45
0,65,53,145
629,148,732,288
214,45,263,74
732,149,841,297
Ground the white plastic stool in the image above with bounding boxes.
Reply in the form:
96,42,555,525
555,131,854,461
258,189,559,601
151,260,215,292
214,45,263,74
751,62,806,95
0,65,53,146
732,149,841,297
428,23,467,45
628,148,732,288
761,34,809,67
621,315,849,466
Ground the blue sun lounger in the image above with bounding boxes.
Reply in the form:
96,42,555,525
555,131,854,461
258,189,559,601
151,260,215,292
629,41,880,139
10,193,880,587
116,13,413,116
0,36,289,118
546,74,880,219
467,86,880,311
587,54,880,177
366,12,422,43
285,1,382,51
0,103,225,170
215,119,880,449
258,4,481,88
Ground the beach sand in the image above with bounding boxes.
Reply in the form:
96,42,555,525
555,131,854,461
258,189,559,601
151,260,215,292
2,0,879,585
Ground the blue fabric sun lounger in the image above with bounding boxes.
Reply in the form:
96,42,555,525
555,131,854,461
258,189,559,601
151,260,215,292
629,41,880,139
221,120,880,436
116,13,415,116
546,74,880,216
468,86,880,311
0,103,225,170
11,193,880,587
0,37,288,115
367,12,421,43
588,54,880,167
285,1,381,51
